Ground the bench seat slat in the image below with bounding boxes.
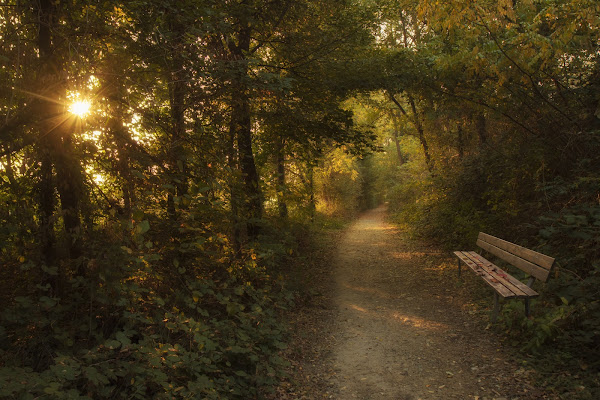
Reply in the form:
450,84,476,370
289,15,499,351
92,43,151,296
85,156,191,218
465,252,539,298
461,252,532,298
454,251,518,298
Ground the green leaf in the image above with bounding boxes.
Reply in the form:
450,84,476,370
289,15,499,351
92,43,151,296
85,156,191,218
135,220,150,235
84,366,110,385
192,291,201,302
226,303,237,315
39,296,57,308
104,339,122,349
41,265,59,276
115,331,131,347
43,382,61,395
132,209,145,220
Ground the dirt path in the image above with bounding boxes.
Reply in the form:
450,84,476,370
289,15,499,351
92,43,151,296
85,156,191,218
325,206,545,400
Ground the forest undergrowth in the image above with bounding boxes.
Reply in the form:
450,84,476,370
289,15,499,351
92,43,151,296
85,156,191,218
0,212,302,399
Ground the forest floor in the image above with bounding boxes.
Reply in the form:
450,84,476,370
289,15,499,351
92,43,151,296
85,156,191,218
273,205,556,400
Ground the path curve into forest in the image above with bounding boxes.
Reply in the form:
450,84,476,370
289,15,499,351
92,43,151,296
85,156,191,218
325,205,546,400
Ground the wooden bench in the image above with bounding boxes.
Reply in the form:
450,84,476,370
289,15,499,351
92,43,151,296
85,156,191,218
454,232,555,323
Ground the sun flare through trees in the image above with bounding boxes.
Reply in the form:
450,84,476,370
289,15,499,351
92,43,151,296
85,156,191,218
68,99,91,118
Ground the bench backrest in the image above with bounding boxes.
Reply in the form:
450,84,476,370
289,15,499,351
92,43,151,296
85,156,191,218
476,232,555,282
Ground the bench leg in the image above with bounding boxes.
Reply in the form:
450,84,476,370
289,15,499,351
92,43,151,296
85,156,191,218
457,259,462,278
525,298,531,317
491,292,501,323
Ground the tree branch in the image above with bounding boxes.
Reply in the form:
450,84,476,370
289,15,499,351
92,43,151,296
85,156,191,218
474,8,579,128
386,90,409,116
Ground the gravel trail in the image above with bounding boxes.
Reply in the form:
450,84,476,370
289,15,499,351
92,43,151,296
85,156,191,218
328,206,545,400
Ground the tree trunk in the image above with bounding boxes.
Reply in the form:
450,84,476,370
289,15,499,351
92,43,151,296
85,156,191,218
457,123,465,160
397,15,433,171
228,107,242,254
276,137,288,219
55,134,83,261
308,165,315,223
161,15,189,220
391,113,404,166
236,89,262,238
476,113,487,147
168,54,188,217
166,70,185,220
115,126,134,219
37,0,56,269
230,19,262,240
37,0,83,265
38,145,56,267
105,76,134,219
407,95,433,172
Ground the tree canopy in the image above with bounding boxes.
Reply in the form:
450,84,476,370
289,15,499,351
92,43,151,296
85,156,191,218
1,0,599,398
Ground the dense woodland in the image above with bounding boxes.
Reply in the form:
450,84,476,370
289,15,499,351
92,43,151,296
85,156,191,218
1,0,599,398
